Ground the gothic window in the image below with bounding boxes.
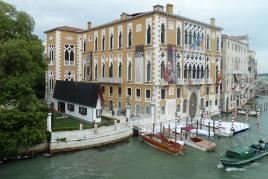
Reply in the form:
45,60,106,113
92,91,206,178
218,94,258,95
185,30,188,44
177,26,181,46
206,34,210,50
206,64,210,78
146,25,151,44
146,61,151,81
48,45,53,64
188,64,192,79
197,32,200,46
189,30,192,44
184,64,188,78
65,71,74,81
160,61,165,79
160,23,165,43
118,62,122,78
193,64,196,79
64,44,75,65
193,31,196,45
201,66,204,78
102,63,105,78
128,29,132,47
109,63,113,78
102,35,105,51
95,36,98,51
176,62,180,79
110,33,113,50
197,65,200,79
119,31,122,49
216,65,219,80
95,64,98,79
83,39,86,52
128,61,132,81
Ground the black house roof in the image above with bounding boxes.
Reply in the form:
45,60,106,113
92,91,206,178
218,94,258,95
53,80,101,107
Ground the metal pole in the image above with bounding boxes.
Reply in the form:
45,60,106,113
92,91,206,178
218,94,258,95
213,118,215,133
208,122,211,139
180,127,183,140
196,119,199,135
218,119,221,138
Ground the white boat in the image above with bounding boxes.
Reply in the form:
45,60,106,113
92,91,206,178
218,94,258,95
184,135,216,152
238,110,257,116
190,128,214,137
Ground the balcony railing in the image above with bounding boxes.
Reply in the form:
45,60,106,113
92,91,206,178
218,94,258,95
176,78,212,85
99,77,122,84
64,61,74,66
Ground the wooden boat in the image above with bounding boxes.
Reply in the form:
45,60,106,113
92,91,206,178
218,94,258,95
219,140,268,167
140,132,184,155
184,136,216,152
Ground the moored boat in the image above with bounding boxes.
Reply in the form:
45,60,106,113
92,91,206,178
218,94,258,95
238,110,257,116
219,140,268,167
184,135,216,152
140,132,184,155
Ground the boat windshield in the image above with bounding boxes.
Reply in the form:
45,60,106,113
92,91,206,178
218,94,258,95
226,147,255,159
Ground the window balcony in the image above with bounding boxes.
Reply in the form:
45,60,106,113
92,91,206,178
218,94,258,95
64,61,75,66
99,77,122,84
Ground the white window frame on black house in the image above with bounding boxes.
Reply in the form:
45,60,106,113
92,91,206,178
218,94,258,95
94,32,98,52
127,23,132,48
146,18,152,45
67,103,75,112
127,61,132,81
160,22,166,44
109,32,114,50
176,25,181,46
146,60,151,82
48,45,54,65
64,44,75,65
79,106,87,115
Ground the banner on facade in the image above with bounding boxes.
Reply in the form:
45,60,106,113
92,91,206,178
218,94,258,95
164,44,176,83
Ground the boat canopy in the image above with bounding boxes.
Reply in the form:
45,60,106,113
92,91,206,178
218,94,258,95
226,146,255,159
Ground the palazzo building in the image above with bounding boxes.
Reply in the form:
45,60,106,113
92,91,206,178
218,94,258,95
45,4,223,121
221,34,256,112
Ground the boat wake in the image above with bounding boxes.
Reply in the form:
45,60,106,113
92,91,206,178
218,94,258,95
225,167,246,172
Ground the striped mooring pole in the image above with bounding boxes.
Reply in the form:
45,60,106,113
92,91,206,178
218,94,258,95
246,111,249,124
231,116,235,132
218,119,222,138
257,108,261,126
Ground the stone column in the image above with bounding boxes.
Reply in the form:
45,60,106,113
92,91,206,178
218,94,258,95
47,113,52,132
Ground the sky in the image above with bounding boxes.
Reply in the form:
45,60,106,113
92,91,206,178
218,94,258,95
4,0,268,73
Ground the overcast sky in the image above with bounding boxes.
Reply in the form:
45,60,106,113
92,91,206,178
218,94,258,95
5,0,268,73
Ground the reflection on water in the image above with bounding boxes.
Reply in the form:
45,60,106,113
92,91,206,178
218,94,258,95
0,97,268,179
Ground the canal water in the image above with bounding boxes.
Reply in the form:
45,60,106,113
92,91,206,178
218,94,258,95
1,97,268,179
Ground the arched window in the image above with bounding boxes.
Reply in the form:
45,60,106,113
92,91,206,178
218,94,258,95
216,65,219,80
185,30,188,44
184,64,188,78
95,37,98,51
160,61,165,78
110,33,113,50
197,32,200,46
102,35,105,51
146,61,151,81
102,63,105,78
118,62,122,78
201,66,204,78
83,65,86,79
193,64,196,79
177,27,181,46
128,61,132,81
188,64,192,79
94,64,98,79
128,29,132,47
119,31,122,49
147,25,151,44
83,40,86,53
216,37,219,52
176,62,180,79
206,34,210,50
109,63,113,77
160,23,165,43
197,65,200,79
206,64,210,78
189,30,192,44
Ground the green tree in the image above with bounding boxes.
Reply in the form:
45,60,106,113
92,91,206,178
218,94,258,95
0,0,48,159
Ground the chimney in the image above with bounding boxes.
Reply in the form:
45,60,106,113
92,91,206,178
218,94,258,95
210,17,215,26
166,4,173,14
121,12,128,21
87,21,92,29
153,4,164,12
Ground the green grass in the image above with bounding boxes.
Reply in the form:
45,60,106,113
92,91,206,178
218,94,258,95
51,112,119,131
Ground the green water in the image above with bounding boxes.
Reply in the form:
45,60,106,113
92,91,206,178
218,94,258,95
1,97,268,179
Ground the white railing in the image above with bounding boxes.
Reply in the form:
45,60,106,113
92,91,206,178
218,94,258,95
176,78,212,85
64,61,74,66
51,122,131,142
99,77,122,83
